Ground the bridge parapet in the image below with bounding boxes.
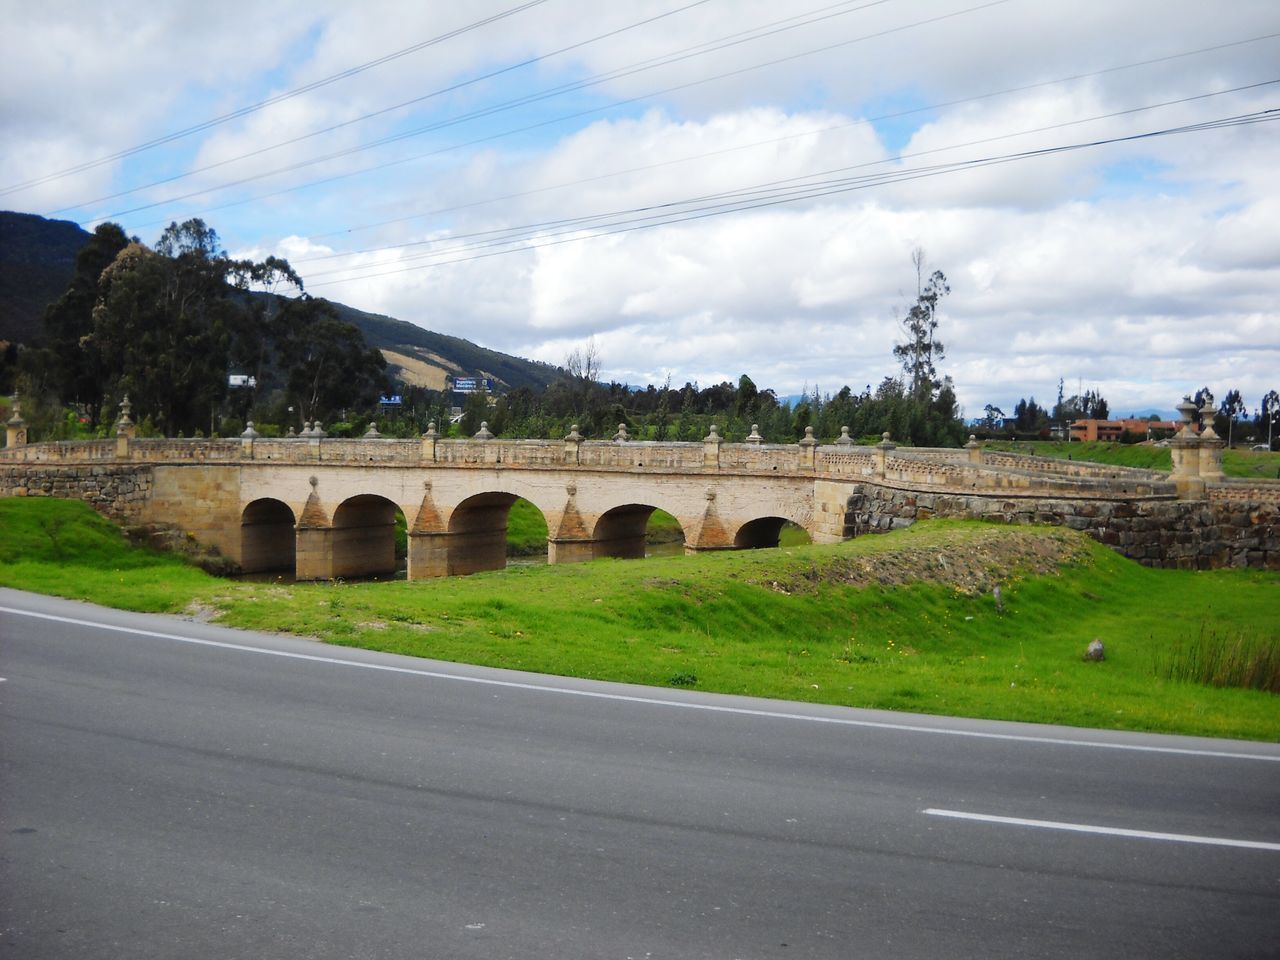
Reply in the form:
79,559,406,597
0,434,1186,499
130,438,241,461
979,448,1169,481
1208,477,1280,506
0,438,117,463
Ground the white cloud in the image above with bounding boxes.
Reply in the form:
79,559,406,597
3,0,1277,416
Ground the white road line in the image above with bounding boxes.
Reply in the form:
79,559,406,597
3,603,1278,763
923,808,1280,851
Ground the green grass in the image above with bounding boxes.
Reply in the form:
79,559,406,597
0,498,218,611
986,440,1280,479
1,498,1277,741
506,498,550,556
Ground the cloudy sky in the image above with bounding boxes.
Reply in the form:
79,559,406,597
3,0,1277,418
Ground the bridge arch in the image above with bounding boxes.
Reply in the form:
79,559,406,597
732,516,812,550
590,504,686,560
445,491,547,576
331,494,403,579
240,498,296,573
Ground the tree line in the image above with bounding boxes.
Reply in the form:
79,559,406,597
6,228,970,447
12,219,388,439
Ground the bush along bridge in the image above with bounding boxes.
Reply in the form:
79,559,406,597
3,396,1277,579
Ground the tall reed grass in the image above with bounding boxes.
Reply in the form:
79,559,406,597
1154,628,1280,694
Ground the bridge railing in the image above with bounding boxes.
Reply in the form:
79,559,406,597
0,439,116,463
1209,476,1280,505
128,438,242,461
979,448,1168,481
0,434,1184,498
435,439,568,466
815,449,876,476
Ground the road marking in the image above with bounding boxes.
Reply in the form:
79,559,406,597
923,808,1280,851
3,602,1279,764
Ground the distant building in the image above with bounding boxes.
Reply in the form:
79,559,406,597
1070,418,1180,442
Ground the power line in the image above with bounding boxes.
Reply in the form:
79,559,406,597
85,0,1006,226
50,0,722,212
303,102,1277,283
290,31,1280,264
301,104,1277,288
0,0,552,199
69,0,900,219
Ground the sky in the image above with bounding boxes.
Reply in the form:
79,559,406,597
2,0,1278,420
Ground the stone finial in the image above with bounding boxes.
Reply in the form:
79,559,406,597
565,424,583,441
965,433,982,463
5,393,27,448
473,421,495,440
302,420,314,436
286,426,298,438
422,421,439,440
240,421,260,440
798,425,818,447
311,421,326,438
113,394,136,438
613,422,630,442
363,422,381,438
746,423,763,444
876,430,896,450
704,424,722,442
835,426,854,446
1199,400,1220,440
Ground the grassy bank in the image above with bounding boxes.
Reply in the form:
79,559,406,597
1,498,1276,741
985,440,1280,479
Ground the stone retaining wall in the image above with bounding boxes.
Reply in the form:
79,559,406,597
843,483,1280,570
0,463,154,522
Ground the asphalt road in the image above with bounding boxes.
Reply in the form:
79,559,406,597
2,587,1278,959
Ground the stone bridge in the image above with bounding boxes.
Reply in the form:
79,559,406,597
3,404,1278,576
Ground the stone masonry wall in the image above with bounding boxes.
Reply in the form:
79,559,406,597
843,483,1280,570
0,463,154,522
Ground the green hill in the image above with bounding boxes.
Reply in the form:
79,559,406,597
0,212,89,344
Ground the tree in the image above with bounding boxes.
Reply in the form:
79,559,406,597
735,373,758,418
562,337,604,431
892,248,950,398
982,404,1005,429
36,222,132,425
1261,390,1280,450
1013,396,1046,433
89,240,233,435
274,297,388,424
1219,389,1245,447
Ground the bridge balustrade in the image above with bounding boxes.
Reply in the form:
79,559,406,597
0,439,116,463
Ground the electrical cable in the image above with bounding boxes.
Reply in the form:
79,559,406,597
0,0,552,197
82,0,1006,225
291,80,1280,278
300,106,1277,288
290,31,1280,262
50,0,723,211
